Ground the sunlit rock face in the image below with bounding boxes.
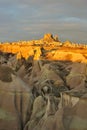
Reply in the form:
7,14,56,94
0,34,87,130
0,33,87,62
43,33,55,43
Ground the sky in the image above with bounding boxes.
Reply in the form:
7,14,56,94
0,0,87,43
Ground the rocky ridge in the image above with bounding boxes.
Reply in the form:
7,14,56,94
0,33,87,62
0,34,87,130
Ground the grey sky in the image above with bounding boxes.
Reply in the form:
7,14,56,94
0,0,87,43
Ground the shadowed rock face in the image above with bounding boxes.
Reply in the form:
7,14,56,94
0,65,34,130
0,65,15,82
20,60,87,130
66,63,87,89
0,35,87,130
61,91,87,130
0,59,87,130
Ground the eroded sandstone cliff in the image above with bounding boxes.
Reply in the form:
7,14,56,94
0,34,87,130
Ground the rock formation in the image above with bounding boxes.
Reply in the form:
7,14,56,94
0,34,87,130
43,33,55,43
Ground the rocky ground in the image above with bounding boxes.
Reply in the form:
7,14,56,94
0,34,87,130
